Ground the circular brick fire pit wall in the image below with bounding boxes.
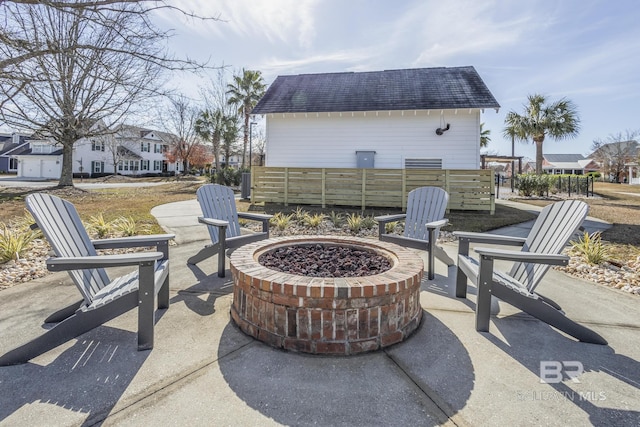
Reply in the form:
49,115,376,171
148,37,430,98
229,236,424,356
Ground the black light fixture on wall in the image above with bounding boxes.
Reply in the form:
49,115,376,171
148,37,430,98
435,123,450,135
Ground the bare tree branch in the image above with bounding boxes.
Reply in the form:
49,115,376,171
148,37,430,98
0,1,219,186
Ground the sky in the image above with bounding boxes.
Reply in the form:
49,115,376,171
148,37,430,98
136,1,638,160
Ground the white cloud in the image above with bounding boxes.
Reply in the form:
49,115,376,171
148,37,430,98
162,0,319,49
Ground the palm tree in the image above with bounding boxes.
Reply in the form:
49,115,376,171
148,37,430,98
480,122,491,148
195,109,225,171
504,94,580,175
226,69,266,169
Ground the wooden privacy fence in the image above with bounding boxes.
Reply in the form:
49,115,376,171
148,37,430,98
251,167,495,213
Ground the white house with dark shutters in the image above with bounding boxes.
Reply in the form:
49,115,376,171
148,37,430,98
72,125,181,177
14,124,182,179
251,66,500,170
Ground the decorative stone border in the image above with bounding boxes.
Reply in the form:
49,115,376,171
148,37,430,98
229,236,424,355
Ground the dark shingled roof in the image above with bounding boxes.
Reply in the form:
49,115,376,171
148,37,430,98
544,154,587,163
252,66,500,114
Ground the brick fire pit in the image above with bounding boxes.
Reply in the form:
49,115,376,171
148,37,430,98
229,236,424,355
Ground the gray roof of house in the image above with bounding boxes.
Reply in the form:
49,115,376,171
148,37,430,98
544,154,587,163
252,66,500,114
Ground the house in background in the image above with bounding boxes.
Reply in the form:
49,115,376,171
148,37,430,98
0,132,32,174
14,138,64,179
13,125,182,179
73,125,182,177
541,154,599,175
251,66,500,170
589,140,639,183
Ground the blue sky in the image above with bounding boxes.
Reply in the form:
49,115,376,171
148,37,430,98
157,0,639,160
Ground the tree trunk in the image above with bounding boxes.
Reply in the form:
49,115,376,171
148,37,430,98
535,137,545,175
58,142,74,186
242,112,249,169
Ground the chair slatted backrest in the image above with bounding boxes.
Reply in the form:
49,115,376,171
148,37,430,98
510,200,589,292
197,184,242,244
403,187,449,242
26,193,110,304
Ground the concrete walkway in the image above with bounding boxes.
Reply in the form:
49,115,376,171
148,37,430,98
0,199,638,426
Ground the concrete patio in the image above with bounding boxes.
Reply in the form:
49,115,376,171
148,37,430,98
0,199,638,426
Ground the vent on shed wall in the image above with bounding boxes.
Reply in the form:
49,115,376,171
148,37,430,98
405,158,443,169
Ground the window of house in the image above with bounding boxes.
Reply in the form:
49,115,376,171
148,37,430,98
92,161,104,174
9,158,18,170
91,140,105,151
32,143,55,154
141,142,150,152
154,143,162,153
141,160,149,171
153,160,162,170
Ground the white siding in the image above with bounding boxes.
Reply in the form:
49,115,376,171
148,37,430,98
264,109,481,169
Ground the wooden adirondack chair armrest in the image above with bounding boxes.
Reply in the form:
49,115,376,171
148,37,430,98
375,214,406,237
453,231,527,246
425,219,448,230
198,217,229,228
374,213,406,223
238,212,273,222
91,234,175,250
238,212,273,233
473,247,570,266
46,252,165,271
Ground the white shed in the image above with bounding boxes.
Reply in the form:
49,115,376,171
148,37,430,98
252,66,500,170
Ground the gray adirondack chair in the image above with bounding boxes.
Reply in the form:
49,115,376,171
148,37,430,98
375,186,454,280
187,184,272,277
455,199,607,345
0,193,175,366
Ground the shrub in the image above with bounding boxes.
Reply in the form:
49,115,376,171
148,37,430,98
87,213,114,238
570,231,608,265
10,211,43,239
114,216,149,236
292,206,308,223
328,211,344,227
346,213,363,234
215,167,242,186
0,224,36,263
361,215,377,229
516,174,555,196
385,220,400,234
303,213,324,228
270,212,292,231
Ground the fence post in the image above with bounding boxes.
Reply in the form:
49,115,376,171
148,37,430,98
568,176,571,197
322,168,326,208
361,169,367,211
284,167,289,206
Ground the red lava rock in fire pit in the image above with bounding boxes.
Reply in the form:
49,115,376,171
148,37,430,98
257,243,392,277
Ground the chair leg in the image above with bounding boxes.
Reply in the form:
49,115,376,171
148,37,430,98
157,267,170,310
475,255,493,332
138,262,155,350
456,267,469,298
491,285,608,345
0,293,138,366
455,238,471,298
217,231,227,278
